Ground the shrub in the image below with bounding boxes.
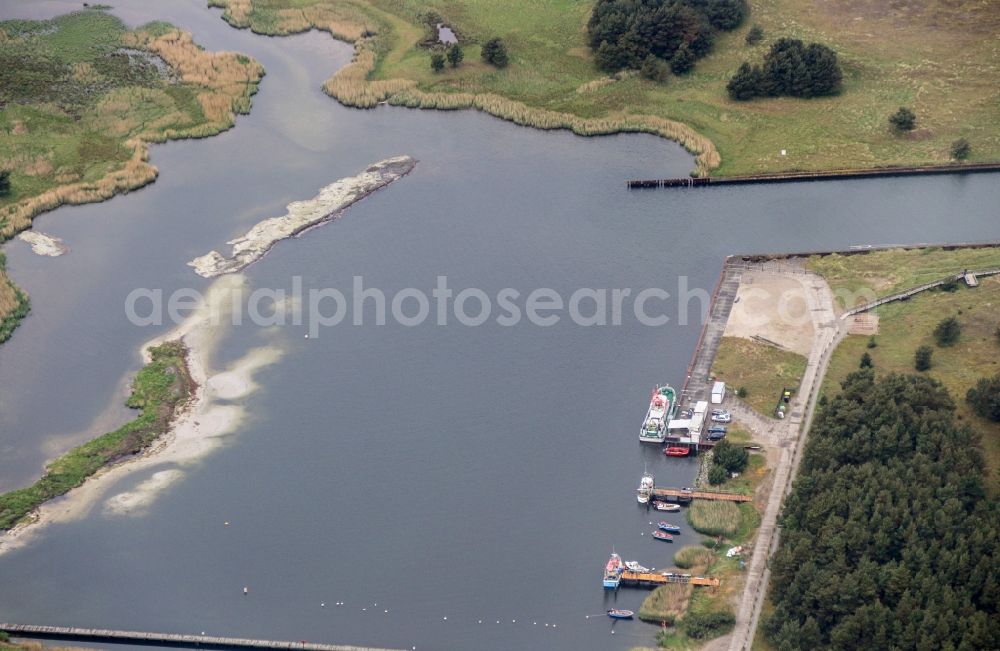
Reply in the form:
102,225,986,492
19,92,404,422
0,170,10,197
481,37,508,67
867,336,878,349
933,316,961,346
966,373,1000,422
860,352,873,368
683,609,736,639
640,54,668,81
889,107,917,132
446,44,464,68
713,439,748,474
737,386,748,398
430,52,445,72
914,345,933,371
708,464,728,485
745,24,763,45
951,138,971,160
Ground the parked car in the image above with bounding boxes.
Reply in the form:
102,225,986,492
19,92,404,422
711,412,732,423
708,431,727,441
679,409,694,419
707,425,727,435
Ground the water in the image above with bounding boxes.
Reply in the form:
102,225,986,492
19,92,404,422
1,2,999,650
436,24,457,45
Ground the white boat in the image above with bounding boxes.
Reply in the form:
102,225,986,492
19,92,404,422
624,561,650,573
640,385,677,443
636,469,654,504
653,501,681,512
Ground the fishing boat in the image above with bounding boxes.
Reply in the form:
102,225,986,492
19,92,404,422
603,552,623,589
636,468,654,504
624,561,649,573
607,609,634,620
651,530,673,542
652,501,681,512
639,384,678,443
658,522,681,534
665,446,690,457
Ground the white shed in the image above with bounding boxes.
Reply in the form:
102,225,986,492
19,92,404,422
711,381,726,405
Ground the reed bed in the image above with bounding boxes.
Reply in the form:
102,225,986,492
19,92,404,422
674,545,716,571
638,582,693,624
688,501,742,538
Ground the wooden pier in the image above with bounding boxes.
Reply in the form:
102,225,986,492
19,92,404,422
627,161,1000,189
619,571,721,588
0,624,403,651
651,487,751,503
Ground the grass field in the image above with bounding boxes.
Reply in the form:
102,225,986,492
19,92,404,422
0,252,29,345
820,274,1000,492
0,9,263,340
211,0,1000,177
808,245,1000,312
711,337,807,417
0,341,193,530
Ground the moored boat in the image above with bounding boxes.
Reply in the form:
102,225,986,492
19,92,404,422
652,501,681,512
652,530,673,542
665,446,690,457
607,609,634,619
640,384,677,443
603,552,623,589
636,469,654,504
658,522,681,534
624,561,649,573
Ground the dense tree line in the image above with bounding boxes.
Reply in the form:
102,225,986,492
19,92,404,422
587,0,748,74
765,370,999,650
727,38,842,100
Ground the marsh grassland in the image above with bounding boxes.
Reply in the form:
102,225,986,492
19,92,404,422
0,9,264,337
212,0,1000,178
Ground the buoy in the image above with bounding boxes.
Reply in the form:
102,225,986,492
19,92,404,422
224,522,229,526
384,610,388,613
362,608,366,611
442,616,447,620
321,603,325,607
477,620,482,624
304,334,309,338
243,587,248,595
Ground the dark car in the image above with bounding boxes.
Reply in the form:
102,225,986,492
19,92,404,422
707,425,727,435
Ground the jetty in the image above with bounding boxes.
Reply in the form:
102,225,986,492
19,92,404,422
651,487,751,503
619,571,720,588
627,161,1000,189
0,624,403,651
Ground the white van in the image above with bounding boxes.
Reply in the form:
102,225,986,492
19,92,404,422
711,381,726,405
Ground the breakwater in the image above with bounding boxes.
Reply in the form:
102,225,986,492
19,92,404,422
627,161,1000,189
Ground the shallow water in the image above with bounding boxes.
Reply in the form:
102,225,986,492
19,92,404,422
1,2,998,650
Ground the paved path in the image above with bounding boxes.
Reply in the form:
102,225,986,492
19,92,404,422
713,265,843,651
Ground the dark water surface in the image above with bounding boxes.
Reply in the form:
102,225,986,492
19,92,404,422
1,2,998,650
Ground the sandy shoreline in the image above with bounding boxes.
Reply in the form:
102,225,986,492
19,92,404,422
1,157,416,554
188,156,416,277
0,275,282,555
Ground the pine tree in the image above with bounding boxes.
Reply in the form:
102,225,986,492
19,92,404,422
933,316,960,346
889,107,917,132
0,170,10,197
860,352,873,368
446,44,464,68
430,52,446,73
481,37,508,67
914,345,933,371
670,43,695,74
745,24,763,45
726,61,761,100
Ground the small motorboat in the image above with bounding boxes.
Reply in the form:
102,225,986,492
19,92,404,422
652,501,681,512
665,446,690,457
658,522,681,534
607,609,634,620
624,561,649,573
651,530,673,542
